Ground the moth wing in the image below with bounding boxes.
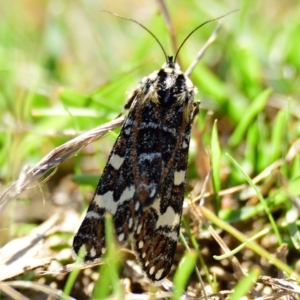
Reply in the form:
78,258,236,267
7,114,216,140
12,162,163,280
133,101,195,281
73,93,163,261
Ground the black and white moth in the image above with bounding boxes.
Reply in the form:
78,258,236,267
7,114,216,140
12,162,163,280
73,56,198,281
72,13,224,282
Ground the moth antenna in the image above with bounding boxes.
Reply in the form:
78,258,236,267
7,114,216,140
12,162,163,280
101,10,168,63
174,9,239,63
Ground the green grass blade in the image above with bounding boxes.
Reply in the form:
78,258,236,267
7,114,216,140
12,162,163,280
269,110,287,163
228,268,260,300
229,89,271,147
211,120,221,211
227,153,282,244
172,250,197,300
92,213,123,300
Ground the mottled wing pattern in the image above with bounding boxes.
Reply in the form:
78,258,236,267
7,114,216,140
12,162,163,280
73,95,162,260
132,67,198,281
73,60,198,282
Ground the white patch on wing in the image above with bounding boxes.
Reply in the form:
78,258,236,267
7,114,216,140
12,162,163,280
150,186,156,197
174,170,186,185
138,241,144,249
128,217,133,229
153,199,180,232
136,223,142,234
119,185,135,203
118,233,125,242
135,201,140,211
182,140,188,148
94,185,135,215
109,154,124,170
155,269,164,280
149,266,155,275
156,207,180,229
94,191,115,213
86,211,102,219
152,197,161,212
90,247,96,257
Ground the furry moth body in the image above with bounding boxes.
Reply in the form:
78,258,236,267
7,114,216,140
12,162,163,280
73,56,199,281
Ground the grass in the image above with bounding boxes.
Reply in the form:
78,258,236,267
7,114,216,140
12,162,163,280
1,0,300,299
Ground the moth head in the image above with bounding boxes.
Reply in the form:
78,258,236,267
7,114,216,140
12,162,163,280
162,56,180,71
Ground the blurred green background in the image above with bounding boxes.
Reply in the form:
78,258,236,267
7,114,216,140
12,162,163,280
1,0,300,297
1,0,299,180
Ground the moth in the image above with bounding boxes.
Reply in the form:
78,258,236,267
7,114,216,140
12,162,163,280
73,13,226,282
